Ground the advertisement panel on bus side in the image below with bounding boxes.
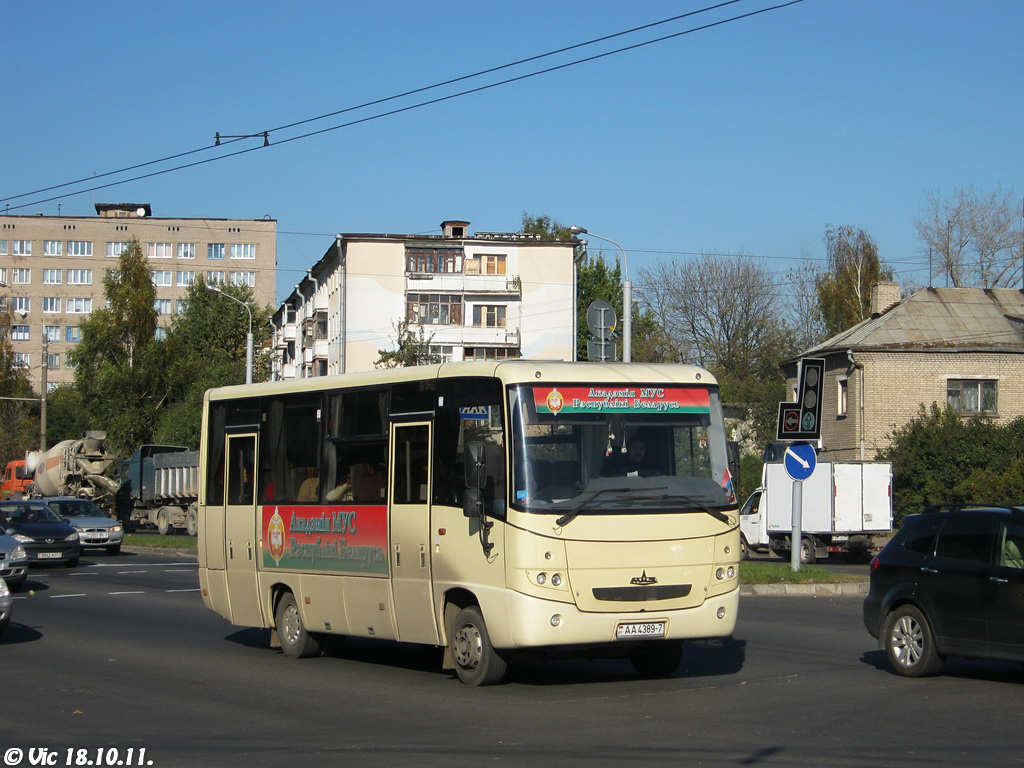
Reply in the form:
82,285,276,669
262,504,388,574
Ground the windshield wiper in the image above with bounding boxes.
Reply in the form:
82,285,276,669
645,494,732,524
555,486,635,527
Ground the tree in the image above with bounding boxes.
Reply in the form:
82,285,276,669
0,302,37,463
68,238,166,454
815,225,894,338
520,212,574,240
915,184,1023,289
157,276,271,447
637,254,798,448
375,319,442,369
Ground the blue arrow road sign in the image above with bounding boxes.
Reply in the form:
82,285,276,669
783,442,817,482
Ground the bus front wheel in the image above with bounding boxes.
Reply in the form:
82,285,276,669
451,606,507,686
276,592,322,659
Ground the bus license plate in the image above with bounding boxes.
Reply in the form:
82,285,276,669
616,621,666,640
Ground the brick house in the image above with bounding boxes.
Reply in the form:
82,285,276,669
781,283,1024,460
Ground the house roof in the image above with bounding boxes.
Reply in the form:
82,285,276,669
791,287,1024,362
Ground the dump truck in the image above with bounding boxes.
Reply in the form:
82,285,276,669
739,459,893,564
115,446,200,535
1,460,33,500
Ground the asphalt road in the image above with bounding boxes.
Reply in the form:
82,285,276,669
2,551,1022,768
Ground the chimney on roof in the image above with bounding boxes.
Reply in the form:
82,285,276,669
441,220,470,239
871,281,901,315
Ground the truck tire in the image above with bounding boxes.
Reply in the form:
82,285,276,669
156,508,173,536
739,535,750,561
799,536,815,565
185,505,199,537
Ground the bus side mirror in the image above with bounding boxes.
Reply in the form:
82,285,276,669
464,442,486,490
463,487,483,519
727,441,741,489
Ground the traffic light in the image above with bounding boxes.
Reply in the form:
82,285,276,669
776,358,824,441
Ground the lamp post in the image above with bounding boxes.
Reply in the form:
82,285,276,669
569,225,632,362
206,284,253,384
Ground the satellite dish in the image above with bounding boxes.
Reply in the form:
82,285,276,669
587,300,617,341
136,207,147,217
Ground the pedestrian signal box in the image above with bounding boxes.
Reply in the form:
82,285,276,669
776,357,825,441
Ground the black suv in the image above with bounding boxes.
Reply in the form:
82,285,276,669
864,505,1024,677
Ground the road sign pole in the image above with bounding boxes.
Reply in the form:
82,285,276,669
791,478,803,573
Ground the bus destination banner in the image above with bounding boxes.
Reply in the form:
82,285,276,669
262,505,388,575
533,386,710,415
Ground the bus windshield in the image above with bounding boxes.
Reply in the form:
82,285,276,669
508,383,734,514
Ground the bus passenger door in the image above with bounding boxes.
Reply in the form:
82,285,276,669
389,422,439,644
224,434,264,627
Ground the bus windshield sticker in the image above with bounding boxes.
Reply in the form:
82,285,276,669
262,505,388,574
533,386,710,415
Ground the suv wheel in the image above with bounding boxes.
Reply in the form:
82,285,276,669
884,604,944,677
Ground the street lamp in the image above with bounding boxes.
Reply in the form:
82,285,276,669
206,284,254,385
569,225,632,363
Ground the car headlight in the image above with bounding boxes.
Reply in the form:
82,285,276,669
73,525,86,533
0,579,9,597
11,545,26,560
110,525,123,533
12,533,32,543
65,532,79,542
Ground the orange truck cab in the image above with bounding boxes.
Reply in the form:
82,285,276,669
0,460,32,500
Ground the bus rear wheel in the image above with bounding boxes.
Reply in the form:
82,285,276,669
629,639,684,677
451,606,507,686
276,592,322,659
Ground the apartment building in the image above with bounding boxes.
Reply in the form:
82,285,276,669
0,203,276,391
272,220,576,379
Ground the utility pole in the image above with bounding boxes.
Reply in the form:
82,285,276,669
40,334,48,450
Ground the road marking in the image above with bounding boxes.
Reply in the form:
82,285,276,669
165,588,200,593
109,591,145,595
86,562,197,568
50,594,88,599
116,571,148,575
69,572,99,576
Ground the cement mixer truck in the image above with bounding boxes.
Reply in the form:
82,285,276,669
26,431,120,510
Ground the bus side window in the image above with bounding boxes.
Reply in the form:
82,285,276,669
435,378,505,513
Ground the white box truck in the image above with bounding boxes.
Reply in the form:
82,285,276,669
739,461,892,564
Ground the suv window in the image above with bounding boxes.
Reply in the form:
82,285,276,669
934,517,995,564
902,518,940,555
999,520,1024,570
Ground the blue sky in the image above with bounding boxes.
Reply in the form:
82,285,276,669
3,0,1021,306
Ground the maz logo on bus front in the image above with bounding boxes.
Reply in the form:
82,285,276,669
630,571,658,586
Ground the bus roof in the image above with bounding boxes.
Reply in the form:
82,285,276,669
204,361,718,403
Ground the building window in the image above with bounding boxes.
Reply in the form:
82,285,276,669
207,271,225,284
176,300,189,315
154,299,172,315
947,379,997,415
65,326,82,342
47,353,60,370
67,269,93,285
13,353,30,368
44,240,63,256
148,242,172,259
229,271,255,287
42,297,61,313
12,296,30,314
12,268,30,284
230,243,256,259
155,327,167,341
106,242,129,258
177,243,195,259
0,241,7,255
407,293,462,325
66,297,93,314
406,246,462,274
176,270,195,286
12,240,32,256
44,326,61,343
838,378,848,417
207,243,226,260
43,269,62,285
67,241,93,257
464,346,519,360
430,345,455,363
12,325,30,341
473,305,507,328
465,254,507,275
152,270,173,287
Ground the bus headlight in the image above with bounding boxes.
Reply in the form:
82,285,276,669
550,614,561,627
550,573,562,587
716,567,725,580
536,572,547,585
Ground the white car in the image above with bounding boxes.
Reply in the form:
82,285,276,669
44,497,125,556
0,532,28,591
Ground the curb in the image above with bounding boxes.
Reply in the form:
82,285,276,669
122,546,198,557
740,582,868,596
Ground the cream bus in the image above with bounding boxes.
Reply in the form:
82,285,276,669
198,360,740,685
